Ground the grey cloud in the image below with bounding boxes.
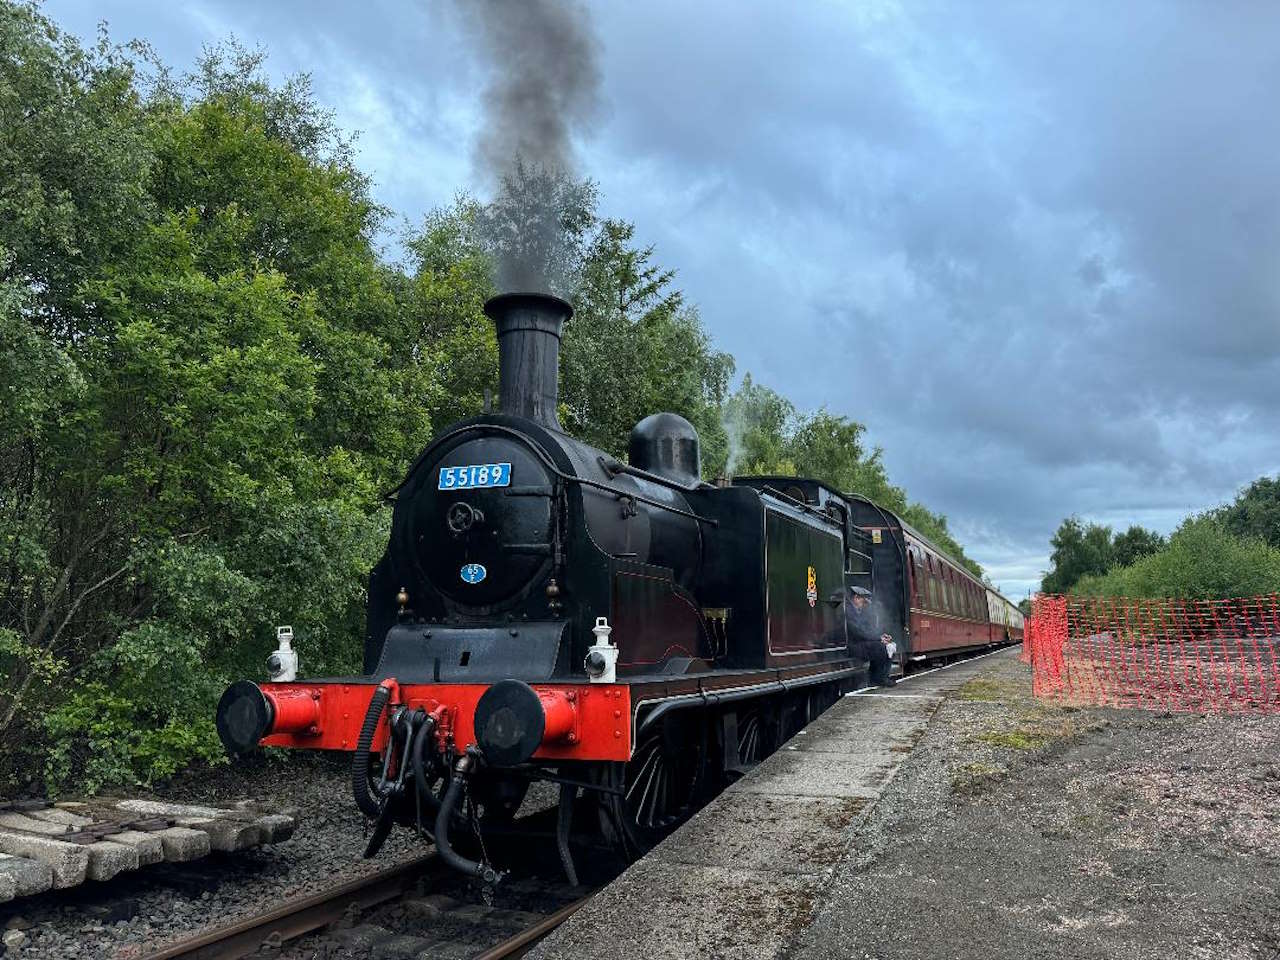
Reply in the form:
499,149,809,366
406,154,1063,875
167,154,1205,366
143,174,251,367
46,0,1280,595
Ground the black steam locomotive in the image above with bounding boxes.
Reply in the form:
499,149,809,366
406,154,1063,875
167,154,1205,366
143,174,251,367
216,292,1012,883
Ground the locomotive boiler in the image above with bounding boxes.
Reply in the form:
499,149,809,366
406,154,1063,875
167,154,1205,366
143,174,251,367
215,291,1020,883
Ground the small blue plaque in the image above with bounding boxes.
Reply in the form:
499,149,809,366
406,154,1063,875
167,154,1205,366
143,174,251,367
460,563,487,585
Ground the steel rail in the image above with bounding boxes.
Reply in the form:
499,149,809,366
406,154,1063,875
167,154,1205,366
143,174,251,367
471,894,595,960
138,854,439,960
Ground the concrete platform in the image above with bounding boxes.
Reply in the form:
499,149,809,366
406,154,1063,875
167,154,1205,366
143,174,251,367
531,649,1012,960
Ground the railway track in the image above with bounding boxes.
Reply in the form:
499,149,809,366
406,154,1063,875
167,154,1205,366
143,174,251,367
139,847,599,960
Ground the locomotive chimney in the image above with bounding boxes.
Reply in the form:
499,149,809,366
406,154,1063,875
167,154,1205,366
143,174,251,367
484,293,573,429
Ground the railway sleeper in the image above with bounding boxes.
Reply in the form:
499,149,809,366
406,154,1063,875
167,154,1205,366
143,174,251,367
0,797,296,900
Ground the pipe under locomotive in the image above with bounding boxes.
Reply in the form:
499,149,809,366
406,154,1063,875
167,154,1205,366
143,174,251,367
215,291,1008,883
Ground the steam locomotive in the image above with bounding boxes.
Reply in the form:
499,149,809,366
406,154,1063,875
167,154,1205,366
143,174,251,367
216,292,1024,883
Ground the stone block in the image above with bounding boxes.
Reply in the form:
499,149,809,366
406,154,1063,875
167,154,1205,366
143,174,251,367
252,813,295,843
0,813,71,836
103,830,164,866
115,799,289,848
155,827,211,862
174,817,262,852
650,793,867,874
0,830,89,888
0,853,54,898
28,808,93,828
85,840,139,881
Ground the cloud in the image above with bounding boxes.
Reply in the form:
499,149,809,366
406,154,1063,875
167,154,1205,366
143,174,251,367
47,0,1280,596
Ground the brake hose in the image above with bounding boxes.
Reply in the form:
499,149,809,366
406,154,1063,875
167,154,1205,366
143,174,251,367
411,714,442,818
352,684,393,819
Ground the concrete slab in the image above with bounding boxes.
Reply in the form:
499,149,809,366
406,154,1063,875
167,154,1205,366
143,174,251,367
155,826,211,861
252,813,295,843
173,817,262,852
103,830,164,866
0,813,71,836
85,840,139,881
0,830,89,887
730,748,897,799
545,858,822,960
649,793,868,874
27,808,94,828
1,852,53,897
115,799,292,844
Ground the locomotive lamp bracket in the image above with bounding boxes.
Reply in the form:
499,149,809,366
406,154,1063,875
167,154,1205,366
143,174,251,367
584,617,618,683
266,626,299,682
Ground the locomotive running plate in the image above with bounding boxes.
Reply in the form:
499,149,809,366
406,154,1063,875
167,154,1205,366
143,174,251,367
438,462,512,489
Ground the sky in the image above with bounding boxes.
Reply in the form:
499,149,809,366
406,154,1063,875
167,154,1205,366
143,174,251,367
45,0,1280,598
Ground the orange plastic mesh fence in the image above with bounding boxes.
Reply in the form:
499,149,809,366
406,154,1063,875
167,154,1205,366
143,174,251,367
1026,594,1280,714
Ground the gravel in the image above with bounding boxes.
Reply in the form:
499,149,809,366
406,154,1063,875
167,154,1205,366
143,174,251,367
791,655,1280,960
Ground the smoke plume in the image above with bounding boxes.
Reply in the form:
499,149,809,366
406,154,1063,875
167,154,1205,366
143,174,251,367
452,0,603,293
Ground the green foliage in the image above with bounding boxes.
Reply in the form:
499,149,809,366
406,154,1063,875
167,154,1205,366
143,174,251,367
1041,518,1115,594
564,219,733,463
0,12,431,791
1111,525,1167,568
1072,517,1280,599
1040,518,1167,594
721,375,797,477
1216,475,1280,550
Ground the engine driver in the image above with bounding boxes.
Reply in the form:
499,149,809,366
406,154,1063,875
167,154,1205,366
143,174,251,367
831,585,896,687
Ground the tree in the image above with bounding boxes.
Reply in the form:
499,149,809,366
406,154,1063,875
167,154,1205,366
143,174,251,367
1074,517,1280,599
563,218,733,463
720,375,797,477
0,17,435,790
1111,525,1166,568
1040,517,1115,594
1217,476,1280,550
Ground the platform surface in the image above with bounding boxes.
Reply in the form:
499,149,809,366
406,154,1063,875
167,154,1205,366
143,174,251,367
532,647,1280,959
531,650,1010,960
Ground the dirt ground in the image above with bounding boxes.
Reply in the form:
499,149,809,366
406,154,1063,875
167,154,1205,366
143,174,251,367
791,655,1280,960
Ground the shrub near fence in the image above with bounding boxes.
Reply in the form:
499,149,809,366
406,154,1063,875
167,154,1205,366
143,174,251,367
1025,594,1280,714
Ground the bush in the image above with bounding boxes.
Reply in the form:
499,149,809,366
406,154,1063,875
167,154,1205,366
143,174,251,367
1072,517,1280,599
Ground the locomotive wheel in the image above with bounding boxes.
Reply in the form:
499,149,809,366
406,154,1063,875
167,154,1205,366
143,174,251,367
599,716,706,856
779,691,817,742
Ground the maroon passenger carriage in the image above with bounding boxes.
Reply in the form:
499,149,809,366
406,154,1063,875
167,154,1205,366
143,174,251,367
736,479,1024,663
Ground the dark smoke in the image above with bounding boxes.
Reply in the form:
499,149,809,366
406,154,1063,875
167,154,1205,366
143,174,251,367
452,0,603,293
